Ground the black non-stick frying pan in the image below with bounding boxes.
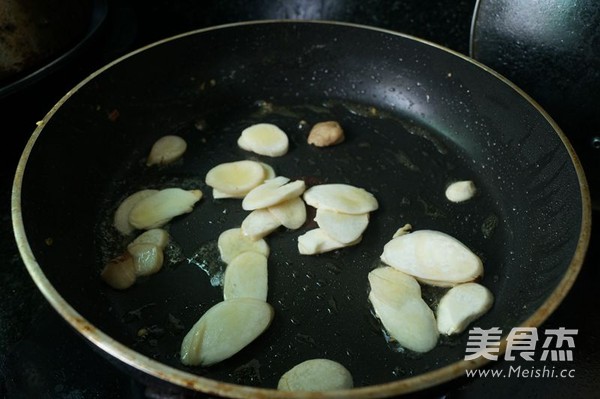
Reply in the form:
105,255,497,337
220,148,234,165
12,21,591,398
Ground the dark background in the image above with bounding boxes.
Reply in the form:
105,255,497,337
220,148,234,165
1,1,597,398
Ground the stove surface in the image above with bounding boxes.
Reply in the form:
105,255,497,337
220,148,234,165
1,1,597,398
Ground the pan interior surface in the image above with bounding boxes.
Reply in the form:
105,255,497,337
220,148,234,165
15,21,588,395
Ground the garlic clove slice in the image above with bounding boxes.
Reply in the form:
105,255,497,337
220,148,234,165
368,266,422,300
268,196,307,230
146,135,187,166
218,228,270,264
237,123,289,157
129,188,202,230
223,252,269,301
127,243,164,276
241,209,282,240
101,253,136,289
260,162,276,180
369,290,439,353
297,228,361,255
436,282,494,335
278,358,354,391
392,223,412,238
314,208,369,244
303,184,378,214
205,160,266,196
180,298,274,366
381,230,483,285
128,228,169,250
445,180,477,203
242,177,305,211
113,189,159,235
212,188,245,199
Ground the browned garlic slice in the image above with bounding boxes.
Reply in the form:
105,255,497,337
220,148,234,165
445,180,477,203
205,160,266,197
223,252,268,301
368,267,438,353
180,298,274,366
113,189,158,235
303,184,378,214
128,228,169,250
297,228,361,255
307,121,345,148
101,253,136,290
238,123,289,157
268,196,307,230
241,209,282,240
146,135,187,166
436,282,494,335
278,359,354,391
242,177,306,211
128,188,202,230
380,230,483,285
217,228,270,264
314,208,369,244
127,243,164,276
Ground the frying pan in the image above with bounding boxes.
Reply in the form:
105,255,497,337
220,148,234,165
11,21,591,398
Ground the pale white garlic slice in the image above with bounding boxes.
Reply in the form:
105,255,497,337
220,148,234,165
314,208,369,244
392,223,412,238
211,162,276,199
297,228,361,255
268,196,306,229
380,230,483,285
436,282,494,335
101,253,136,290
127,243,164,276
128,188,202,230
238,123,289,157
218,228,270,264
445,180,476,203
242,177,306,211
223,252,268,301
146,135,187,166
180,298,274,366
368,268,438,353
205,160,266,197
303,184,378,214
278,358,354,391
241,209,282,240
128,228,169,250
113,189,159,235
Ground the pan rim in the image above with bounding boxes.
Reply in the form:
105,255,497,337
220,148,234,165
11,19,592,398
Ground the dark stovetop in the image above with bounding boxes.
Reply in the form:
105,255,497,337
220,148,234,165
1,1,598,398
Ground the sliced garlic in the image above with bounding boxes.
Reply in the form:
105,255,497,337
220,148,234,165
180,298,274,366
380,230,483,285
303,184,378,214
260,162,276,180
445,180,476,203
128,228,169,250
205,160,266,196
101,253,136,290
436,282,494,335
268,197,307,230
278,359,354,391
238,123,289,157
218,228,270,264
211,162,276,199
146,135,187,166
314,208,369,244
127,243,164,276
242,177,306,211
212,188,246,199
241,209,282,240
307,121,345,148
368,266,421,300
368,290,439,353
392,223,412,238
223,252,268,301
113,189,159,235
297,228,361,255
128,188,202,230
